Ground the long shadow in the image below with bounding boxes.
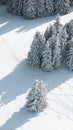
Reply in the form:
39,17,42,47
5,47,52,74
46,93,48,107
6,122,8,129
0,60,73,106
1,107,37,130
0,5,56,35
0,5,73,35
0,60,73,130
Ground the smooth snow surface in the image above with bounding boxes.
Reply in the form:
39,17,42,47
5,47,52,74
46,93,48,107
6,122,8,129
0,5,73,130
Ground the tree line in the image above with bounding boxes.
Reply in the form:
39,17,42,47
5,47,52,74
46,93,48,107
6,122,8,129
0,0,73,19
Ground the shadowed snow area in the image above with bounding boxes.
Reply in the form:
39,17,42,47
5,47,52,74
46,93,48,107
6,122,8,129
0,5,73,130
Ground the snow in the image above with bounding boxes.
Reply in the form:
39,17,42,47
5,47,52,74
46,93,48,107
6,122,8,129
0,5,73,130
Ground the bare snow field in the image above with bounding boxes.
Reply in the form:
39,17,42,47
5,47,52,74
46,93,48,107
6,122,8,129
0,5,73,130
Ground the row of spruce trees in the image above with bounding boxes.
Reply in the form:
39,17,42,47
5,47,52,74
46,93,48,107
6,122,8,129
0,0,73,19
27,16,73,71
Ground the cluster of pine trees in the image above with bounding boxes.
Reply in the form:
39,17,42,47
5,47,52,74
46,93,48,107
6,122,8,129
27,17,73,71
6,0,72,19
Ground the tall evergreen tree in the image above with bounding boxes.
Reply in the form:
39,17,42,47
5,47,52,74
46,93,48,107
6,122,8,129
65,20,73,40
27,31,45,68
52,33,61,69
41,41,53,71
65,38,73,70
26,80,47,112
22,0,37,18
36,0,45,17
44,0,54,16
60,26,68,61
44,24,56,41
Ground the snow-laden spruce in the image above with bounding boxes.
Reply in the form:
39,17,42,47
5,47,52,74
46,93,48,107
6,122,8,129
44,25,55,41
66,20,73,40
60,27,68,61
26,80,47,112
52,33,61,69
41,41,53,71
54,0,70,14
22,0,37,19
64,38,73,70
27,31,45,68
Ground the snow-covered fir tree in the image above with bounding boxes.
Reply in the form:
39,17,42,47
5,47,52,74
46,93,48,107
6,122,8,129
54,0,70,14
44,0,54,16
65,20,73,40
63,38,71,65
52,33,61,69
60,26,68,61
22,0,37,19
44,25,55,41
54,14,62,34
65,38,73,70
36,0,45,17
26,80,47,112
7,0,22,15
48,34,56,56
27,31,45,68
41,41,53,71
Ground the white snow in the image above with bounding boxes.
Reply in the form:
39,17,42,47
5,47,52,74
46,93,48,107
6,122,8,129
0,5,73,130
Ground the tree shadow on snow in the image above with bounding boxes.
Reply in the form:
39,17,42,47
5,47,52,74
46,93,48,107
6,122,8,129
0,59,73,129
0,5,56,35
0,5,73,35
0,59,73,106
1,107,37,130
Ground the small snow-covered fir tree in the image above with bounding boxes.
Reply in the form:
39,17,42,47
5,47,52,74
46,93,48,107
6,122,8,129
54,0,70,14
44,27,50,41
52,33,61,69
54,14,62,34
44,25,56,41
27,31,45,68
26,80,47,112
41,41,53,71
44,25,55,41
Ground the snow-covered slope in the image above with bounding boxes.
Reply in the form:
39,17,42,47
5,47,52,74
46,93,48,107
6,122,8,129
0,5,73,130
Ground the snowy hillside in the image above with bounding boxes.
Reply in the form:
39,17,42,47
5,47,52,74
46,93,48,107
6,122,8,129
0,5,73,130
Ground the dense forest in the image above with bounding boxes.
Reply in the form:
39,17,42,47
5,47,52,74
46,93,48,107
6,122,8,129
0,0,73,19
